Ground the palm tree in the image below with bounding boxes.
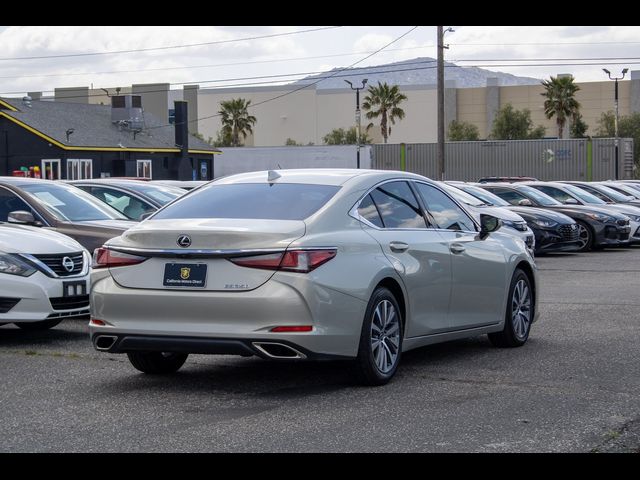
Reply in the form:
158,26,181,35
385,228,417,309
218,98,257,147
362,82,407,143
541,76,581,139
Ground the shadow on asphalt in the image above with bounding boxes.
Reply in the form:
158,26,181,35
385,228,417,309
0,326,87,346
90,336,526,398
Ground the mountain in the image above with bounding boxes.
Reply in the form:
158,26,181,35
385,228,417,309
294,57,541,89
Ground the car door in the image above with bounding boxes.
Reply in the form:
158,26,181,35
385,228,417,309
413,181,507,330
356,180,452,337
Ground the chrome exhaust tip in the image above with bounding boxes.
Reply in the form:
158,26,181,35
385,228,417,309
252,342,306,359
94,335,117,351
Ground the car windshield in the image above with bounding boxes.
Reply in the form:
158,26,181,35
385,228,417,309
20,183,128,221
439,183,485,206
563,184,607,204
118,183,185,205
459,185,510,206
593,184,635,202
515,185,562,206
152,183,341,220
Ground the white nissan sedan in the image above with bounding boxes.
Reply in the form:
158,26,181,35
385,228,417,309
90,169,538,385
0,223,90,330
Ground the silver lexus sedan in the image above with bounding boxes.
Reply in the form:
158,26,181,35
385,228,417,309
90,169,538,385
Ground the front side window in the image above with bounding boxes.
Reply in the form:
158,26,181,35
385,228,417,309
152,183,340,221
89,187,152,220
368,181,426,229
414,182,476,231
19,183,127,221
0,188,32,221
534,186,574,203
487,188,530,206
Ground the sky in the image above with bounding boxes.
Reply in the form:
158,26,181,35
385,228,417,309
0,26,638,97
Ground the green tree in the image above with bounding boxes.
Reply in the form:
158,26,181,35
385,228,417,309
541,75,581,138
285,138,303,146
490,103,546,140
210,130,232,148
597,111,640,177
362,82,407,143
322,127,372,145
570,113,589,138
448,120,480,141
218,98,257,147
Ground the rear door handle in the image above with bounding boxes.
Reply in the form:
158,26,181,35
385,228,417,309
389,241,409,253
450,243,466,254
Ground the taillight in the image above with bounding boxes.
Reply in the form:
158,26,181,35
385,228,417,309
93,248,148,269
229,249,336,273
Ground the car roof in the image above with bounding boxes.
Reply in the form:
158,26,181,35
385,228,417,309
211,169,432,187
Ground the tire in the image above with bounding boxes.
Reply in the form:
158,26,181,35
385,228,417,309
353,287,403,386
15,319,63,331
127,352,188,374
575,220,594,252
489,268,534,348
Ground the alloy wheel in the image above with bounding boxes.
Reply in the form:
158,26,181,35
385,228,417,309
370,299,400,374
511,279,531,341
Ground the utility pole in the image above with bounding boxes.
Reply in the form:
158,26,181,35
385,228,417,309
437,26,445,181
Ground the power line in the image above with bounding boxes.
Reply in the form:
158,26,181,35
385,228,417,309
149,26,421,130
4,54,640,99
451,40,640,46
0,44,439,81
0,26,343,62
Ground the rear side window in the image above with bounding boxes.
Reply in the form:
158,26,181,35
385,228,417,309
368,181,426,229
357,194,384,227
152,183,340,221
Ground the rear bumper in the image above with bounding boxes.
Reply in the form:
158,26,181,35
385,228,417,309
90,273,367,357
90,332,350,361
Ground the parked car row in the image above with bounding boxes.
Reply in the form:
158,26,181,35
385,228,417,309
2,172,639,386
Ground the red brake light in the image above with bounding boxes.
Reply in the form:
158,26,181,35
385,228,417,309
270,326,313,332
229,249,336,273
93,248,148,269
90,318,106,326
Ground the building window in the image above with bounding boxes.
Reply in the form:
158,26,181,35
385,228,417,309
41,159,61,180
137,159,152,179
67,159,93,180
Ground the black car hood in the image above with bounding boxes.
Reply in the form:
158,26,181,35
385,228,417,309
507,206,574,224
545,204,628,220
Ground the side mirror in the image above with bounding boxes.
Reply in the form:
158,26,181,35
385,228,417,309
518,198,533,206
8,210,41,226
565,197,579,205
139,211,154,221
479,213,502,239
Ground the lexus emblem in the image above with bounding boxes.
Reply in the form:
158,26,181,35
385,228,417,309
177,235,192,248
61,256,75,272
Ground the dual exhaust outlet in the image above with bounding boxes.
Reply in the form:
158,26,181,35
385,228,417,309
93,335,305,359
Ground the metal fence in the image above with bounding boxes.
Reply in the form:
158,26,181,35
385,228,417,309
372,138,633,181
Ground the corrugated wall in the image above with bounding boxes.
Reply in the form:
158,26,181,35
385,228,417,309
372,138,633,181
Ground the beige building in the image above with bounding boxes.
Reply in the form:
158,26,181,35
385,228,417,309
40,70,640,146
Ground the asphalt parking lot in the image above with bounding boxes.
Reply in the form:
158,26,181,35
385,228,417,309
1,247,639,453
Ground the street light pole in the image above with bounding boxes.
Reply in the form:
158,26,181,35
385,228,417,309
603,68,628,180
346,79,368,169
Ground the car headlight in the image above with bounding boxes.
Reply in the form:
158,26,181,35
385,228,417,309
502,220,528,231
532,218,558,228
0,253,37,277
585,212,615,223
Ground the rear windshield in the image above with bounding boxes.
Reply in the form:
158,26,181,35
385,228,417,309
152,183,341,220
